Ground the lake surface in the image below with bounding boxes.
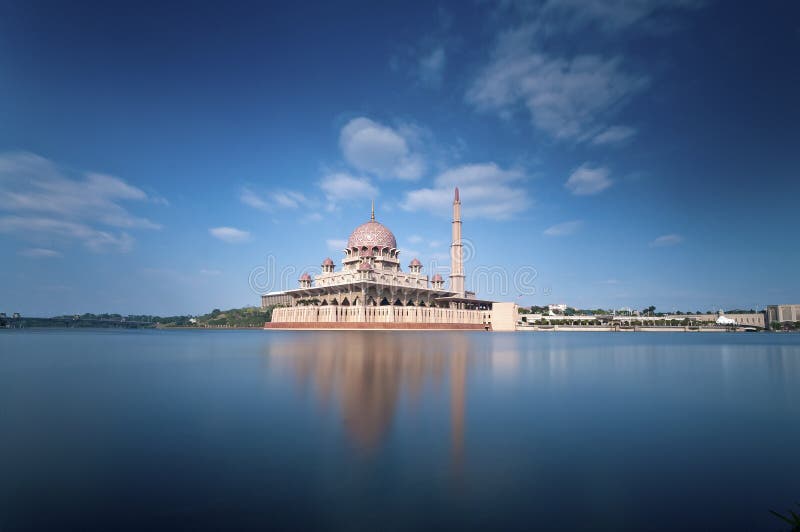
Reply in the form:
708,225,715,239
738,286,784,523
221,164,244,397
1,330,799,531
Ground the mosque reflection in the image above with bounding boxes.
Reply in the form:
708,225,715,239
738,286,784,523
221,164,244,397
268,332,472,460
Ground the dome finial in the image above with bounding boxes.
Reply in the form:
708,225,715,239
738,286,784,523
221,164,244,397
371,199,375,221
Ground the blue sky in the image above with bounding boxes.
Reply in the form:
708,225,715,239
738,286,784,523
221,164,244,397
1,1,798,316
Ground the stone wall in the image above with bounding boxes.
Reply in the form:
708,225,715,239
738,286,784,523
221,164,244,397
490,302,518,331
272,305,491,326
264,322,486,330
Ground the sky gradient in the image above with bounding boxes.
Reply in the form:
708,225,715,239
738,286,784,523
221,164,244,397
1,0,798,316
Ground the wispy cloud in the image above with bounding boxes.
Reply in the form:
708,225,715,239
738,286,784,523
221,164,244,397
18,247,62,258
466,25,648,142
303,212,323,223
209,226,250,243
650,233,683,247
319,172,378,210
0,152,160,252
0,216,135,252
402,162,530,220
418,46,446,88
538,0,705,33
339,117,425,180
326,238,347,251
273,191,308,209
565,164,613,195
543,220,583,236
592,125,637,146
199,268,222,276
240,187,310,212
240,188,270,211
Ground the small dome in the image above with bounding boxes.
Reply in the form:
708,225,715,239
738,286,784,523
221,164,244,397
432,273,443,282
299,272,311,281
348,220,397,249
358,261,373,271
409,258,421,267
322,257,334,266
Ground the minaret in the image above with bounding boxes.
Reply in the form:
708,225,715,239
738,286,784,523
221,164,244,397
449,187,465,296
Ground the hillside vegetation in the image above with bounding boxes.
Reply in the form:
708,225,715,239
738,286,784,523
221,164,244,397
2,306,276,329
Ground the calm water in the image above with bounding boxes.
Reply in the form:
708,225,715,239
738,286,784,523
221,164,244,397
1,330,799,531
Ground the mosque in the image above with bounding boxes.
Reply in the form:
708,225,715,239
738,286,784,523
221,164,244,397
263,188,517,330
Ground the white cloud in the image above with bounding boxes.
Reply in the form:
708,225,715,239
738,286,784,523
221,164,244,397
592,125,637,145
0,216,134,252
273,191,308,209
339,117,425,180
407,235,423,244
418,46,446,88
543,220,583,236
466,25,648,142
199,268,222,276
303,212,323,223
399,249,422,261
326,238,347,251
650,233,683,247
565,164,613,195
241,188,309,211
0,152,159,252
0,153,160,229
240,188,269,211
18,247,62,258
319,172,378,209
540,0,704,32
209,226,250,243
402,162,530,220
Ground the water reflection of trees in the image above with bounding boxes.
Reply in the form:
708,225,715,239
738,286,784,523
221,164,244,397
268,332,470,456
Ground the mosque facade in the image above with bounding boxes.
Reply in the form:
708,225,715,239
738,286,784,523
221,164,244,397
263,188,516,330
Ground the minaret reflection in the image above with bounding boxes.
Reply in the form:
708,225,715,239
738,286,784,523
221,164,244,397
268,332,469,464
450,346,466,472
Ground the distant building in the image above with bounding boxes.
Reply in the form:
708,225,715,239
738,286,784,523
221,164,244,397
766,304,800,324
12,312,20,318
548,304,567,314
261,292,293,308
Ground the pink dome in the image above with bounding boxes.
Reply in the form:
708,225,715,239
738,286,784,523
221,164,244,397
357,261,374,271
322,257,334,266
409,258,421,267
432,273,443,282
299,272,311,281
348,220,397,249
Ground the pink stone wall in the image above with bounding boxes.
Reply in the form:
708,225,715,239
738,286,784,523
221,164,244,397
264,322,488,331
